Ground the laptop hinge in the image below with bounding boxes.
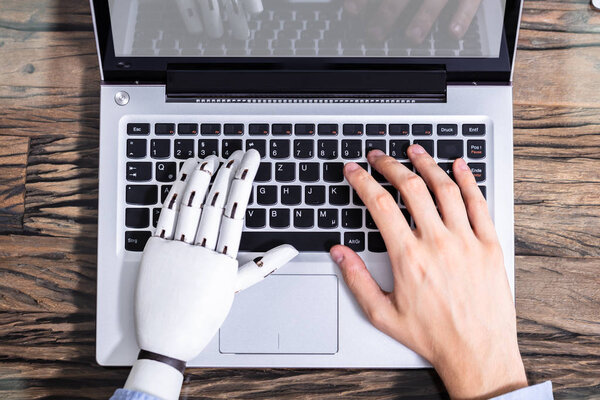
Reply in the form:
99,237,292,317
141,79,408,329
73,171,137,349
166,66,446,103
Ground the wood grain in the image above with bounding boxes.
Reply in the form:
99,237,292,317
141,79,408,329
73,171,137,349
0,136,29,231
0,0,599,399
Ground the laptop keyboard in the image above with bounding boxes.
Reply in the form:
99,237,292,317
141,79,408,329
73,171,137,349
131,1,483,57
123,120,488,253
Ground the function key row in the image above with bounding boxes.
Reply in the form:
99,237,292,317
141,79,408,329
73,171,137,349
127,138,486,161
127,123,487,137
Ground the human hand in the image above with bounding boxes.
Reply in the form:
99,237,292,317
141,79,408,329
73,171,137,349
124,150,297,400
176,0,263,40
330,146,527,399
344,0,482,44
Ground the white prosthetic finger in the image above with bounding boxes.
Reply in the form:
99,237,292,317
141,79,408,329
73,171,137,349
216,149,260,258
198,0,224,38
194,151,244,249
154,159,198,239
241,0,263,14
224,0,250,40
173,158,218,243
235,245,299,292
176,0,204,34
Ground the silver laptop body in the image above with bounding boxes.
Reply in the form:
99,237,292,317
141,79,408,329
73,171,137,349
94,0,523,368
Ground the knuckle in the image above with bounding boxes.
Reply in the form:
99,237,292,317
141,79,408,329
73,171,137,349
439,181,461,198
372,192,397,212
366,307,388,329
404,173,425,192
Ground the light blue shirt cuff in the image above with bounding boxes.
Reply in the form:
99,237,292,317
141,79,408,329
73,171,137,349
110,388,162,400
491,381,553,400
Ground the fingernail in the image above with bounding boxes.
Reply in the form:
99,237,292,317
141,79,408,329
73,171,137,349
450,22,464,38
345,162,360,173
368,149,385,159
410,144,426,155
330,247,344,264
456,158,470,171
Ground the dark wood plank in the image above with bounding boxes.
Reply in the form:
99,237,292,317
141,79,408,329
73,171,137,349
0,136,29,232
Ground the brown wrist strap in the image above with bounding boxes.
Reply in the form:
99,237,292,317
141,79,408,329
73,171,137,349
138,349,186,375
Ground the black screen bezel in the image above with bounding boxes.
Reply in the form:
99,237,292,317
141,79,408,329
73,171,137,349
92,0,522,84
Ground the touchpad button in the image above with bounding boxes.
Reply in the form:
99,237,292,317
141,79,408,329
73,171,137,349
219,274,338,354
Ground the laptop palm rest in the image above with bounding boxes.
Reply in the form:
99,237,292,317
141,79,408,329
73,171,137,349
219,274,338,354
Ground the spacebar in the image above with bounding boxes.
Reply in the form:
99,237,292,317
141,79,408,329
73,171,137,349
240,232,341,252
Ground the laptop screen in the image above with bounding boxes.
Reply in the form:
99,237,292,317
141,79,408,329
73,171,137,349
108,0,507,60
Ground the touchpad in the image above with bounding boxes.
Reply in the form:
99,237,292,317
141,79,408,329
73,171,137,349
219,274,338,354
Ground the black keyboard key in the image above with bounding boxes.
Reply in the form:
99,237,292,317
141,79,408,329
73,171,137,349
126,162,152,182
383,185,398,202
127,139,147,159
126,185,158,205
255,162,272,182
366,140,386,155
201,123,221,136
437,140,464,159
353,190,364,206
344,232,365,252
343,124,364,136
174,139,194,159
239,232,340,252
293,209,315,229
342,140,362,159
152,208,161,227
299,162,319,182
246,208,266,228
270,208,290,228
390,140,410,159
275,163,295,182
257,185,277,205
198,139,218,157
368,232,387,253
246,139,267,158
318,124,339,136
125,231,152,251
222,139,243,158
318,209,338,229
389,124,409,136
155,162,177,182
294,139,314,159
467,140,486,159
318,140,338,160
365,211,377,229
438,124,458,136
329,185,350,205
401,208,411,225
463,124,486,136
178,123,198,135
305,185,326,205
469,163,486,182
342,209,362,229
249,124,269,136
155,123,175,135
295,124,315,136
270,140,291,159
150,139,170,159
126,208,150,229
414,140,434,157
371,168,386,183
438,163,455,181
160,185,172,203
479,186,487,199
281,185,302,205
272,124,292,136
127,123,150,135
224,124,244,136
323,162,344,183
366,124,386,136
412,124,433,136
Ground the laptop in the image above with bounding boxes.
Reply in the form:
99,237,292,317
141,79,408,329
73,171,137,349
94,0,522,368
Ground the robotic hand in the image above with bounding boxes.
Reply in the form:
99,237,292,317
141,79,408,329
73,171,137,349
123,150,298,400
176,0,264,40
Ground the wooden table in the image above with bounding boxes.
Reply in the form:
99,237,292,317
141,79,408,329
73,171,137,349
1,1,599,398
